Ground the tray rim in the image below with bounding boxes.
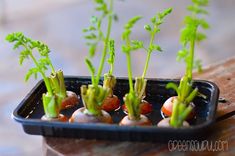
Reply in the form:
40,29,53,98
12,76,220,136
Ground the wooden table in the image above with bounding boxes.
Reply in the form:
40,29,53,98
43,57,235,156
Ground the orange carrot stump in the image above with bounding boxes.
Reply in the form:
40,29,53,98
49,70,79,110
157,117,189,127
161,96,195,120
158,97,192,128
122,99,153,115
41,114,68,122
70,85,112,124
102,95,120,112
61,91,80,110
70,107,112,124
119,92,151,126
161,96,176,117
122,77,153,115
120,114,151,126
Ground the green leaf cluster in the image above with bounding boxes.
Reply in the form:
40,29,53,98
6,32,67,118
6,32,54,82
144,8,172,52
178,0,209,74
83,0,117,58
145,7,172,34
180,16,209,46
94,0,109,14
122,16,142,51
83,16,102,57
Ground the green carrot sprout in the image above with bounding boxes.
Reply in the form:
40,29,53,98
168,0,210,127
122,8,172,120
6,32,67,118
177,0,210,77
122,16,143,120
135,8,172,99
141,8,172,79
82,0,116,115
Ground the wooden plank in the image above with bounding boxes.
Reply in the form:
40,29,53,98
194,57,235,118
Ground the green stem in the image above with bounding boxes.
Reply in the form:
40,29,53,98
127,52,134,93
97,17,104,41
142,50,151,78
142,30,155,78
22,43,53,95
50,70,66,98
81,85,103,116
29,53,53,95
43,93,58,118
48,58,56,74
95,0,113,86
185,88,198,104
49,75,60,93
170,99,179,127
57,70,66,97
125,92,140,120
103,74,116,96
178,103,186,115
188,38,195,80
91,75,95,85
109,63,114,75
134,77,147,99
180,106,193,122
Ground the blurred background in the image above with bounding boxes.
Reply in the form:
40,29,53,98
0,0,234,155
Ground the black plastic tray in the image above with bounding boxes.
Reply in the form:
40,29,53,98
12,76,219,142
